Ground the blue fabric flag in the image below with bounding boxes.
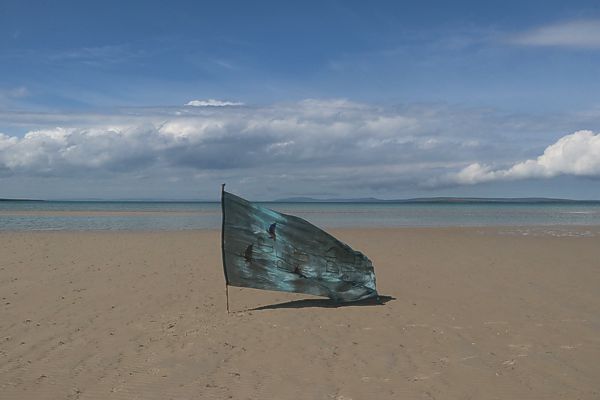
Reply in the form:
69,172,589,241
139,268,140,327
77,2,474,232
221,190,378,302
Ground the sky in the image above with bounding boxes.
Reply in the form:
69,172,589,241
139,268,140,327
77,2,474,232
1,0,600,200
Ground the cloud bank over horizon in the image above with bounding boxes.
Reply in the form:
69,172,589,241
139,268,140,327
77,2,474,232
0,99,599,199
441,130,600,186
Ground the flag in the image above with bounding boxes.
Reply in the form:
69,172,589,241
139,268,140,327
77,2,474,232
221,189,378,302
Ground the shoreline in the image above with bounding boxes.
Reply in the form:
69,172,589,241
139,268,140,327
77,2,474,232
1,224,600,235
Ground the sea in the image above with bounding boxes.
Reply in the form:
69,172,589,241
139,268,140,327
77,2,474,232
2,200,600,231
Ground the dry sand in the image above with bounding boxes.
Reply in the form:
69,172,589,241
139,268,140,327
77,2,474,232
1,228,599,399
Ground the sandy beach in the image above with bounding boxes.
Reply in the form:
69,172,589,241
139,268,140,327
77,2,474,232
1,227,599,399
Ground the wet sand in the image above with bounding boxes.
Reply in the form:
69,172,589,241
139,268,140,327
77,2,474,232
1,228,599,399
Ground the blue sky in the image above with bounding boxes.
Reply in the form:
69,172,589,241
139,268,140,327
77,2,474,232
1,1,600,199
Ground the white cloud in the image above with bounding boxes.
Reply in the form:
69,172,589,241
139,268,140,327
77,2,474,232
446,130,600,185
0,133,18,150
510,19,600,48
185,99,244,107
0,99,479,185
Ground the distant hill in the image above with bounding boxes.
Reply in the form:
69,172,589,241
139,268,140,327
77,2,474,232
391,197,600,204
274,196,382,203
274,197,600,204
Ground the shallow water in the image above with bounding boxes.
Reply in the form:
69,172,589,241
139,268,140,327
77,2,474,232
1,201,600,231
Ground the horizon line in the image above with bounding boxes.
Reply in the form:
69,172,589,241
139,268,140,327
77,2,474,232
3,196,600,203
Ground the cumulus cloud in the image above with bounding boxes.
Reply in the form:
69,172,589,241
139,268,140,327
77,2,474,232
0,126,157,175
510,19,600,48
185,99,244,107
0,99,433,177
445,130,600,185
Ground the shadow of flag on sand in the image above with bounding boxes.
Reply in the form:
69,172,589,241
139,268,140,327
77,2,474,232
221,188,378,303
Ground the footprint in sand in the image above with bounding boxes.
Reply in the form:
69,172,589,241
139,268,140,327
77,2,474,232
502,359,516,367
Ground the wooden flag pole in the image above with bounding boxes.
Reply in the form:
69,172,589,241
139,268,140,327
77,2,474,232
226,285,230,314
221,183,230,314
